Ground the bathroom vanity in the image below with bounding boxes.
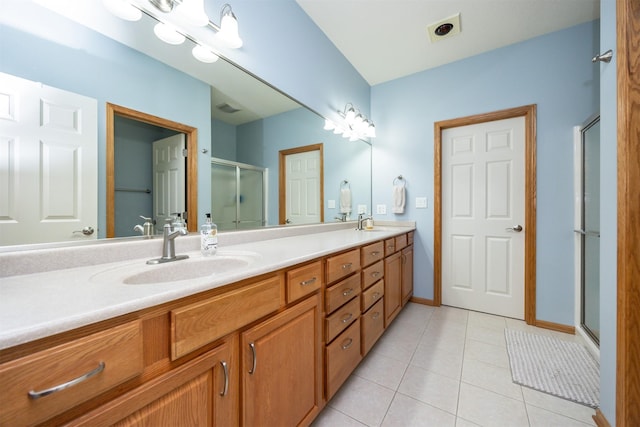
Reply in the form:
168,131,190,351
0,223,414,426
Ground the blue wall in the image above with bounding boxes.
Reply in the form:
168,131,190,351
371,21,600,326
598,0,617,423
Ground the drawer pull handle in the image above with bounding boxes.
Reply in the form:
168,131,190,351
300,277,317,286
342,263,353,270
371,271,381,277
249,342,257,375
372,292,381,300
28,361,105,400
220,361,229,396
387,245,394,250
342,288,353,297
372,311,381,320
341,313,353,323
371,251,380,256
341,338,354,350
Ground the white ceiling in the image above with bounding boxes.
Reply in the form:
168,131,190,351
295,0,600,85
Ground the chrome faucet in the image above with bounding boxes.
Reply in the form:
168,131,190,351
147,219,189,264
334,212,348,222
356,213,372,231
133,215,154,238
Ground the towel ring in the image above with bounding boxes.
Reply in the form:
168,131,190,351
393,175,405,186
341,180,350,189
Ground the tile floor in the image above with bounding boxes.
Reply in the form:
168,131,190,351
312,303,597,427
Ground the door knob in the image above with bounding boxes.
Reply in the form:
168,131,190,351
506,225,523,232
592,49,613,63
73,226,95,236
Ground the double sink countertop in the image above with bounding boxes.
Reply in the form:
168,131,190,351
0,222,415,351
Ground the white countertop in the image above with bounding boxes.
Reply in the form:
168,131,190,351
0,225,414,351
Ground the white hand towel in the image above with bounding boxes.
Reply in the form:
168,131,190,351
340,188,352,213
392,185,405,214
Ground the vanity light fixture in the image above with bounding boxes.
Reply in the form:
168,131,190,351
323,103,376,141
103,0,243,62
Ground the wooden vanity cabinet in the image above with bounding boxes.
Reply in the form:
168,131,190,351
401,244,414,306
241,293,322,427
69,335,238,427
384,250,402,327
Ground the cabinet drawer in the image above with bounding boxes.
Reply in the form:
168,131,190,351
384,238,396,256
325,297,360,343
395,234,408,251
171,275,281,360
361,299,385,356
361,279,384,312
361,241,384,267
325,273,360,314
325,318,362,399
286,261,322,304
0,321,143,426
362,260,384,290
326,249,360,284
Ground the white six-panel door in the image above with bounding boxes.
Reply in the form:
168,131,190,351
0,72,97,246
285,150,321,225
442,117,525,319
152,134,185,232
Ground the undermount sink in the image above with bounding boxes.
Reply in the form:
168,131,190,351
91,251,261,285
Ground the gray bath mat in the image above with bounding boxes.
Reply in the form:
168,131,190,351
504,329,599,408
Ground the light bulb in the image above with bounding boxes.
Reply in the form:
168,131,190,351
366,123,376,138
323,119,335,131
102,0,141,21
345,107,356,123
192,44,219,63
176,0,209,27
154,22,185,45
217,11,243,48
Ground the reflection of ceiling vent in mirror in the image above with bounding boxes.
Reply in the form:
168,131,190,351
427,13,461,43
217,103,242,114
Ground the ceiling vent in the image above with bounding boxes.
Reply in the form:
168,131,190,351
427,13,461,43
217,103,241,114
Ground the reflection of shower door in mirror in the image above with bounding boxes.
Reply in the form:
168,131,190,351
152,134,186,233
211,159,266,231
0,72,97,246
577,116,600,346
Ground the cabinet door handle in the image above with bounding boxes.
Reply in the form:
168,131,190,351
249,342,257,375
28,361,105,400
341,263,353,270
372,311,381,320
342,288,353,297
341,338,353,350
340,313,353,323
220,361,229,397
371,271,381,277
300,277,317,286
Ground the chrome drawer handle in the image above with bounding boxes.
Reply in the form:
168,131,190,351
371,271,381,277
28,361,105,400
370,251,380,256
342,263,352,270
372,311,381,320
342,288,353,297
372,292,380,300
220,361,229,397
249,342,257,375
387,245,394,250
341,313,353,323
341,338,353,350
300,277,317,286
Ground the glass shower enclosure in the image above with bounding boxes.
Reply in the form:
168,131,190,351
211,158,267,231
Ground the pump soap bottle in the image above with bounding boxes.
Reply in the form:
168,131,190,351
200,213,218,256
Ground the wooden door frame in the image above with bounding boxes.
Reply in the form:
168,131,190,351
616,0,640,424
106,103,198,237
278,143,324,225
434,104,537,325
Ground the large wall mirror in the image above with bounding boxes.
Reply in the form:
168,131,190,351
0,0,372,248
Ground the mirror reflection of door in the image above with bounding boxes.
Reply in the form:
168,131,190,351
106,103,198,238
278,144,324,225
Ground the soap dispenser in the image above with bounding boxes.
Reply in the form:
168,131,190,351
200,213,218,256
172,212,186,232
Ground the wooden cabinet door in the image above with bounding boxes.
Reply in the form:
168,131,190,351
401,245,414,305
70,336,238,427
241,294,321,427
384,252,402,327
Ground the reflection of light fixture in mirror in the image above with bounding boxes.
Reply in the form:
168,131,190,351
104,1,243,62
323,103,376,141
192,44,219,63
154,22,185,44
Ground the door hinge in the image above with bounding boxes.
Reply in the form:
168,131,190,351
182,149,188,157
